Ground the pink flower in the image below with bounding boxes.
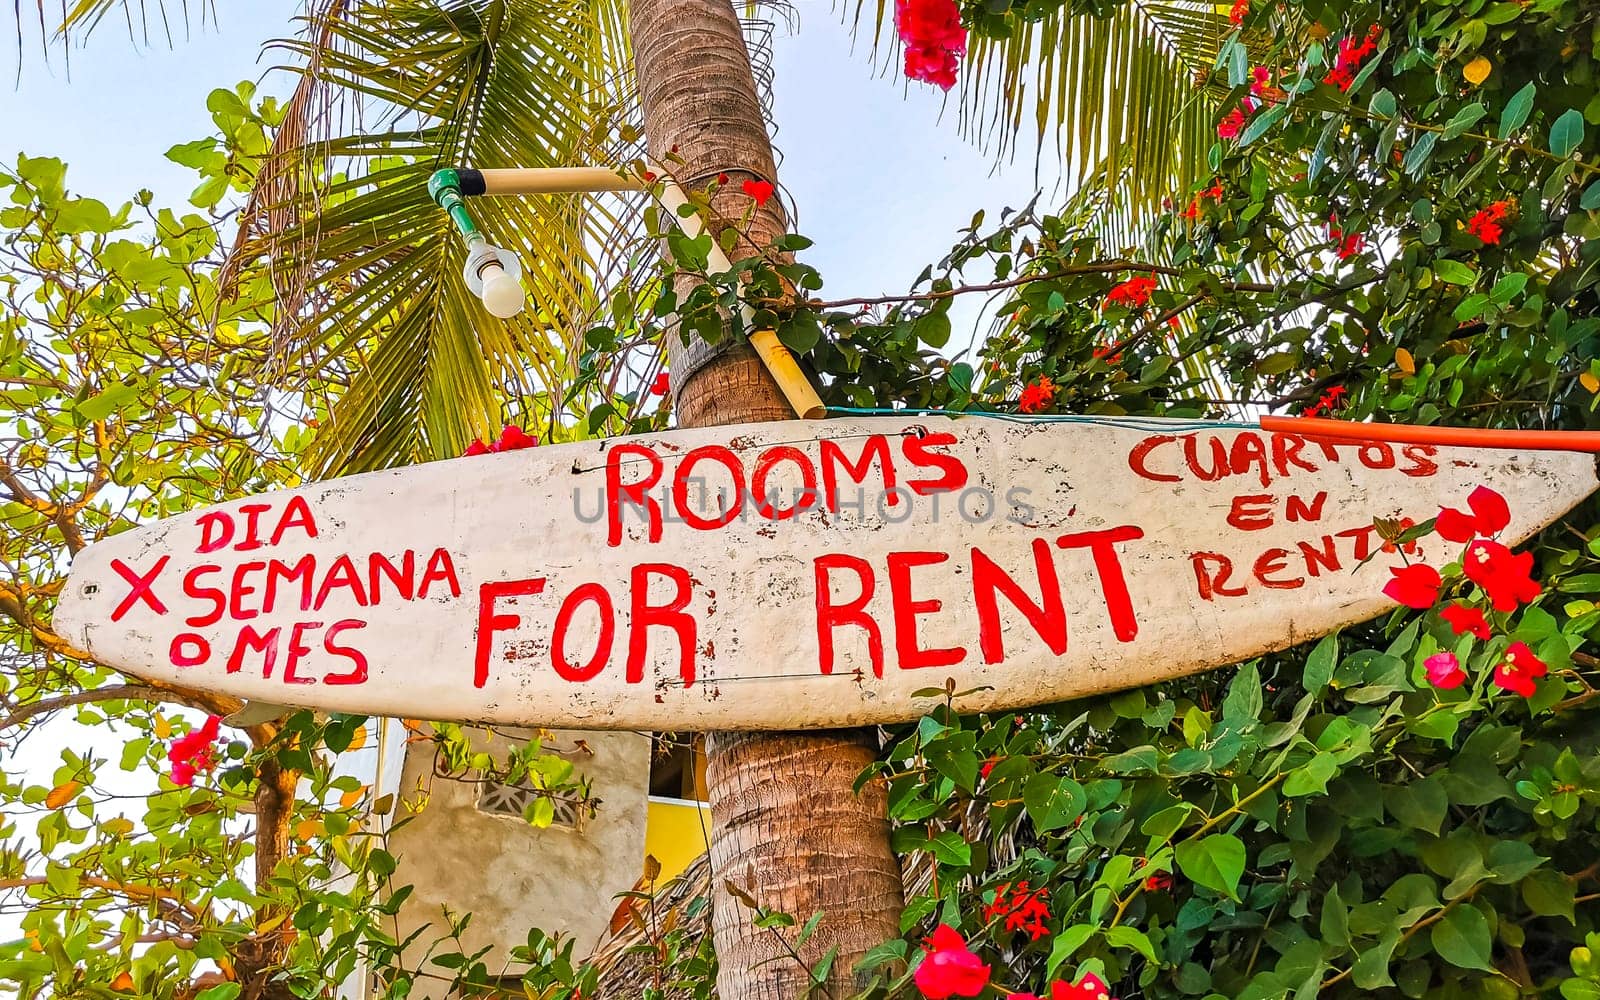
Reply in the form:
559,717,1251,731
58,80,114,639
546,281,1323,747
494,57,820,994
1463,540,1541,612
914,925,991,999
1383,563,1442,609
1425,651,1467,690
1436,486,1510,543
896,0,967,89
1054,973,1113,1000
1493,641,1548,697
495,425,538,452
168,716,222,787
1441,602,1491,640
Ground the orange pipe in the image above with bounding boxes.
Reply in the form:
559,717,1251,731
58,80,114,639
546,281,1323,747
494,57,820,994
1260,415,1600,453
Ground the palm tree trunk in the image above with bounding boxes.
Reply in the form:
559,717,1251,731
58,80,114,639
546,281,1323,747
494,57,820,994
626,1,906,996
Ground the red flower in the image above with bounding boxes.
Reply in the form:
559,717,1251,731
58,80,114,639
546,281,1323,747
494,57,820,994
1425,651,1467,690
1463,540,1541,612
1441,602,1491,640
1323,26,1381,92
650,372,671,396
983,882,1052,941
1493,641,1547,697
1249,66,1284,102
1011,976,1115,1000
742,179,776,206
1144,872,1174,891
1228,0,1248,23
1436,485,1510,543
1383,563,1442,609
1054,973,1113,1000
914,925,990,999
1334,231,1367,260
495,425,538,452
1018,377,1057,414
1092,344,1123,364
1381,517,1419,555
1105,276,1158,309
896,0,967,89
980,757,999,780
1217,107,1251,139
462,439,491,457
717,172,730,184
641,170,658,183
1466,201,1513,245
168,715,222,787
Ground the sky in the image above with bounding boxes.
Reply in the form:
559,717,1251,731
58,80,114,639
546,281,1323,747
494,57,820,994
0,1,1055,331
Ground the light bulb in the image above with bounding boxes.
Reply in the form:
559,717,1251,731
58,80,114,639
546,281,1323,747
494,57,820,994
479,267,526,318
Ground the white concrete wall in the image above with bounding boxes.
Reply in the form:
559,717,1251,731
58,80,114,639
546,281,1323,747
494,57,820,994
387,726,650,994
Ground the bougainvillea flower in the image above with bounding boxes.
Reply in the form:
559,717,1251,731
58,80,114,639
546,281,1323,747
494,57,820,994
168,715,222,787
896,0,967,89
983,881,1052,941
1144,872,1174,891
1493,641,1548,697
1441,602,1492,640
914,925,991,999
1104,276,1158,308
1463,540,1541,612
1424,651,1467,690
1054,972,1113,1000
495,425,538,452
742,179,776,206
1383,563,1442,609
462,439,491,457
650,372,671,396
980,757,999,780
1436,485,1510,542
1018,377,1057,414
1228,0,1248,23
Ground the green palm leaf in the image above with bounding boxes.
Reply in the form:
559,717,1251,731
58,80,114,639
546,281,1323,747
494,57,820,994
227,0,636,475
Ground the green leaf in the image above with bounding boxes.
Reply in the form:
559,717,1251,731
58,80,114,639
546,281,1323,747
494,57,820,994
1442,103,1488,140
1304,634,1338,692
1175,834,1247,900
1434,260,1478,285
1023,773,1086,832
1403,133,1439,177
1047,924,1097,975
1521,869,1576,920
1549,109,1586,158
1430,905,1494,972
1385,774,1448,834
196,986,243,1000
1498,82,1536,136
1105,925,1158,961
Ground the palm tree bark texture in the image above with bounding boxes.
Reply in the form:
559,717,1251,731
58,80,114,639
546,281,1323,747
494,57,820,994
626,0,906,996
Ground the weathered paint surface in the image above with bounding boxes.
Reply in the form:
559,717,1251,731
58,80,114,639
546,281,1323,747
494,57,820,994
54,417,1598,729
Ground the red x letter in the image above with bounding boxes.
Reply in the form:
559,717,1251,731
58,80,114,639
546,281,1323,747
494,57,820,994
111,557,170,621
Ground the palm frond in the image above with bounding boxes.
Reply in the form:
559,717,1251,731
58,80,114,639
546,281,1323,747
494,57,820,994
857,0,1233,234
233,0,639,475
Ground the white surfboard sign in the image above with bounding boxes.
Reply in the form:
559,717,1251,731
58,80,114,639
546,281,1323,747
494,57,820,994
54,416,1596,730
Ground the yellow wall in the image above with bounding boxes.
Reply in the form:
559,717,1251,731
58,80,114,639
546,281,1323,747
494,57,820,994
645,796,711,881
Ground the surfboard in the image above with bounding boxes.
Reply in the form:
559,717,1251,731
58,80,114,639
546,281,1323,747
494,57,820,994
52,416,1597,730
